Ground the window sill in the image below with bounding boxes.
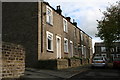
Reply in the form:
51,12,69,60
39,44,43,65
64,31,68,33
47,50,54,53
64,52,69,54
46,22,53,26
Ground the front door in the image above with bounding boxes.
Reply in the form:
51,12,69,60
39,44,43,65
70,41,73,57
56,36,61,59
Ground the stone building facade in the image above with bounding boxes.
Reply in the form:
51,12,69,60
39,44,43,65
2,2,93,68
94,42,120,60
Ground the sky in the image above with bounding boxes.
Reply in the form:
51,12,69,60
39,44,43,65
45,0,118,51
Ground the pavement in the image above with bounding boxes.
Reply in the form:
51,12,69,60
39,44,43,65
20,64,91,79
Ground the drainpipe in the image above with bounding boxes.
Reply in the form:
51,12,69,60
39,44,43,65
41,2,43,53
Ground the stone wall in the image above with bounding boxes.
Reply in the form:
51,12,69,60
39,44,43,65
2,42,25,78
82,59,89,65
2,2,38,68
70,59,81,68
38,58,90,70
57,59,68,69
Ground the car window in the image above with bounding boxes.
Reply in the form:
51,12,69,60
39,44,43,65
93,57,103,60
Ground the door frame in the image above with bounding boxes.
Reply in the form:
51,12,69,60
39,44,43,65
56,36,61,59
70,41,73,57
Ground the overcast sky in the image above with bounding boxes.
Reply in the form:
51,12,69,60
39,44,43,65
45,0,118,50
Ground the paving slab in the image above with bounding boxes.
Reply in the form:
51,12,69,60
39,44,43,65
21,64,90,79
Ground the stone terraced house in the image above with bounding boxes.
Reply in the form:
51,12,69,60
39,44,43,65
2,1,93,68
94,42,120,60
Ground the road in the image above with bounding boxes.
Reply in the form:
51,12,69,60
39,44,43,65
67,67,120,80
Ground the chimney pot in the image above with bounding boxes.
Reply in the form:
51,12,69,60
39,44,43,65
56,5,62,15
66,17,71,22
72,19,77,26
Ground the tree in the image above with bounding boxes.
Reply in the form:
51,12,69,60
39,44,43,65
96,1,120,61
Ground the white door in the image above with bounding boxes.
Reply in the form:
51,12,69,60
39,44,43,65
56,36,61,59
70,41,73,57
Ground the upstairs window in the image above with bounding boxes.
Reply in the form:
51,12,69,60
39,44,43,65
63,18,68,32
64,38,68,52
80,31,83,41
46,6,53,25
110,48,114,52
101,47,106,52
46,31,53,51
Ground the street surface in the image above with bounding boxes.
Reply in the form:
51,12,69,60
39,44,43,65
68,67,120,80
7,64,120,80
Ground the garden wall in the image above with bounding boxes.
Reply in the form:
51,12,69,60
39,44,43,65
2,42,25,78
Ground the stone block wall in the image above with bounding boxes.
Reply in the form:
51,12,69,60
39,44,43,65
38,60,57,69
82,59,89,65
38,58,90,70
2,42,25,78
57,59,68,69
70,59,81,68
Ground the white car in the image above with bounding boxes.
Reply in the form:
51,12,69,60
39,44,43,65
91,56,108,68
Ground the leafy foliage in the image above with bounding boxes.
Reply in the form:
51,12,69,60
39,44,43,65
96,1,120,47
96,1,120,60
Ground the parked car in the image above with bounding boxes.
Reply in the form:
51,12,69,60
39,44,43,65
91,56,108,68
113,58,120,68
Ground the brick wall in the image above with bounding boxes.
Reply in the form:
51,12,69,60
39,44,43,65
2,42,25,78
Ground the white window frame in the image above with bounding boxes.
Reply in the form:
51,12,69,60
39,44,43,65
116,47,117,52
117,47,120,52
46,31,53,51
56,36,61,59
70,41,73,57
110,48,114,52
81,45,84,55
101,47,106,52
95,54,99,56
63,18,68,33
117,54,120,57
111,54,115,60
46,6,53,25
64,38,68,53
80,31,83,41
84,46,86,58
101,54,107,58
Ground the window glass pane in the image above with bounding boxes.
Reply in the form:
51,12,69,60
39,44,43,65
101,47,106,52
64,39,68,52
46,31,53,51
48,9,51,15
63,19,67,32
117,47,120,52
48,35,52,40
81,31,83,41
48,39,51,50
46,6,52,24
94,57,103,60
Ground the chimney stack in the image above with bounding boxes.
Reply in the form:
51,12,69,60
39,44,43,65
66,17,71,22
56,5,62,15
72,19,77,26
